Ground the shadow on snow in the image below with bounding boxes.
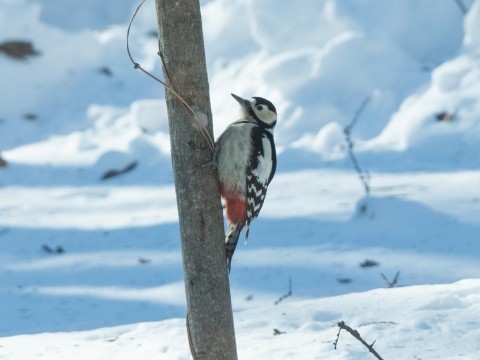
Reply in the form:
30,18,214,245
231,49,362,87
1,196,479,336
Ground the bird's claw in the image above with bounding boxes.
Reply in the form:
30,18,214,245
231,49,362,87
199,159,218,171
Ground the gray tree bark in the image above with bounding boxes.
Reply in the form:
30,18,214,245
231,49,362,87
155,1,238,359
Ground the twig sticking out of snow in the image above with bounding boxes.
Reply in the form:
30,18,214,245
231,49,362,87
344,97,371,196
381,271,400,288
126,0,215,153
334,321,384,360
274,277,292,305
42,244,65,254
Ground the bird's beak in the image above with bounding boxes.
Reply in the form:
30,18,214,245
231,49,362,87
231,93,247,106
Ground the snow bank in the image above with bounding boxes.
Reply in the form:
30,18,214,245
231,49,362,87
363,6,480,168
1,0,480,359
1,280,479,359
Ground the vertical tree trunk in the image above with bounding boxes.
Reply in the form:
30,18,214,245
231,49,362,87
155,1,238,359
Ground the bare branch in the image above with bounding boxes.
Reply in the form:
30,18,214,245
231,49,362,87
334,321,384,360
127,0,214,152
274,277,293,305
381,271,400,288
344,97,371,196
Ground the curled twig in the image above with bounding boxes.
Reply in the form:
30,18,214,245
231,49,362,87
126,0,214,152
334,321,384,360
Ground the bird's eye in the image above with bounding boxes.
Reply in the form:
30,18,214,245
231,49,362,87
256,105,264,111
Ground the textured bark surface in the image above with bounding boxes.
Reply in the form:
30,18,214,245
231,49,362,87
155,1,238,358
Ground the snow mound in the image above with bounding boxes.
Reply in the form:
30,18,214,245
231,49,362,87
1,280,479,359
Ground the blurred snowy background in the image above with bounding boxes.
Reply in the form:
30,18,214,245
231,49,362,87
1,0,479,359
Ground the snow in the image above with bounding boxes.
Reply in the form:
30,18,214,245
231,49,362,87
2,281,480,359
1,0,479,359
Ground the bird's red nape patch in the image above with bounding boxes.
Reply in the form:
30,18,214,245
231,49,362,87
225,196,247,225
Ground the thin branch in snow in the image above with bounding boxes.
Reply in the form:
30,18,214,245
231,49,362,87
126,0,214,153
344,97,371,196
274,277,292,305
381,271,400,288
334,321,384,360
42,244,65,254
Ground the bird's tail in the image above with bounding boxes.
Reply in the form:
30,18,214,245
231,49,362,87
225,223,243,272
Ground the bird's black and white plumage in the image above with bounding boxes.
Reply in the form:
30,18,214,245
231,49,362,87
211,93,277,271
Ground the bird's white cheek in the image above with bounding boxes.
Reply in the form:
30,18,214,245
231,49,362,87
260,112,276,124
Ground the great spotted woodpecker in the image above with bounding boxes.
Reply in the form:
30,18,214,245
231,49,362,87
209,93,277,271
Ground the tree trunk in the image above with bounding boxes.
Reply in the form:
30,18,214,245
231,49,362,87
155,1,238,359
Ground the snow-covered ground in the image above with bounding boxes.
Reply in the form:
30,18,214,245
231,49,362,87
1,0,479,359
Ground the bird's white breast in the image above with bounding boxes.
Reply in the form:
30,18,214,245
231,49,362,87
217,122,255,195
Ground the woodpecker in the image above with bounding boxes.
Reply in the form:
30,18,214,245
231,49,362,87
209,93,277,271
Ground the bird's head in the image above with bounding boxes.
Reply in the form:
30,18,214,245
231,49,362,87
231,93,277,128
